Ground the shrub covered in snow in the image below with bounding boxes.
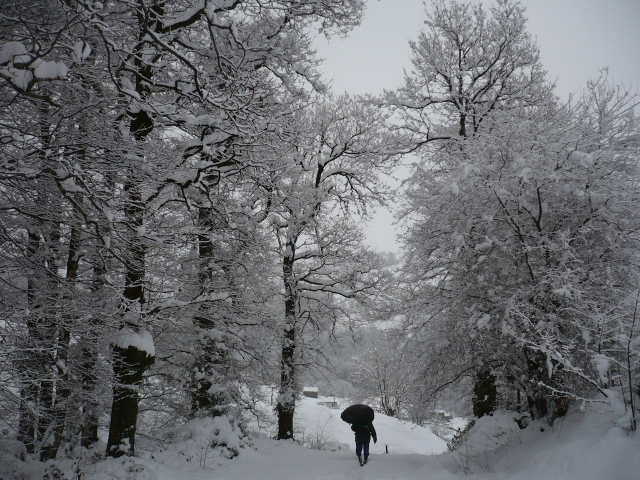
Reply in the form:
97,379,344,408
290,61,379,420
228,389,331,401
167,415,253,463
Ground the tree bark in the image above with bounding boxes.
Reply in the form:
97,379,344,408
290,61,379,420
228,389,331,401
190,206,230,417
106,185,153,457
106,344,154,457
106,13,156,453
277,244,297,440
472,368,497,418
80,341,100,449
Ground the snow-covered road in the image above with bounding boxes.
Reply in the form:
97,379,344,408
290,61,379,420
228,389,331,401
213,442,457,480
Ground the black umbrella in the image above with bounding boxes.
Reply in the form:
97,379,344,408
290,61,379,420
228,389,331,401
340,404,375,424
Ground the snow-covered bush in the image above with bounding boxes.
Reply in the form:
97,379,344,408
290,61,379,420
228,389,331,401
167,415,253,466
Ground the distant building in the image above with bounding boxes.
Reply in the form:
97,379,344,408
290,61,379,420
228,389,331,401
317,399,339,409
432,410,452,422
303,387,318,398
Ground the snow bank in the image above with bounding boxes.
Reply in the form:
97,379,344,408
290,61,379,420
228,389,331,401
442,403,640,479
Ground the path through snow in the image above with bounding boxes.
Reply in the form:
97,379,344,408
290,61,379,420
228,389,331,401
213,440,456,480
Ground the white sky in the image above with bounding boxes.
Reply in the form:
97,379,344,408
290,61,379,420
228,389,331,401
313,0,640,253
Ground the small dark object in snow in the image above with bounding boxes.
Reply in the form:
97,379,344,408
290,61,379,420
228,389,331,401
540,427,545,432
341,404,374,424
515,414,530,429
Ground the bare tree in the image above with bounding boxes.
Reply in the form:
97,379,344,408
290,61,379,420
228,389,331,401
262,95,398,439
389,0,640,423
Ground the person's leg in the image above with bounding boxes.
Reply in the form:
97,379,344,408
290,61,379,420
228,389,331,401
356,442,364,464
364,442,370,461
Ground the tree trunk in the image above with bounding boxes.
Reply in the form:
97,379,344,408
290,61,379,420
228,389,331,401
18,384,38,454
523,349,549,420
106,19,155,452
106,185,153,457
106,344,154,457
278,246,297,440
35,289,58,457
190,207,229,416
472,368,497,418
80,342,100,449
38,325,69,462
527,394,548,420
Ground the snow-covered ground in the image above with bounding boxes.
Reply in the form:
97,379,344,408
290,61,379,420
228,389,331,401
294,395,448,456
2,395,639,479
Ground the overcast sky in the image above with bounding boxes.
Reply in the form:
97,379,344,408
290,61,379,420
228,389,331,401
312,0,640,253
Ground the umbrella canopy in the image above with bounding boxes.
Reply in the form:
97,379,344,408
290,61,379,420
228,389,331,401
340,404,374,424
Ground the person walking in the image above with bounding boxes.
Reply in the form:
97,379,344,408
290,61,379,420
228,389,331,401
351,422,377,466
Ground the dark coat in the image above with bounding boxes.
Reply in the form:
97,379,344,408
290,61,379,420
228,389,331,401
351,423,377,444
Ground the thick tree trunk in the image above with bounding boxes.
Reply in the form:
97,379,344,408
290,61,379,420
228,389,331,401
523,349,549,420
24,107,64,456
37,192,62,457
472,368,497,418
191,323,230,417
278,247,297,440
106,186,154,457
459,111,467,138
80,342,100,449
105,212,153,456
106,20,155,452
81,194,115,448
527,394,548,420
18,385,38,454
191,338,229,416
106,344,154,457
22,268,58,457
190,207,229,416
